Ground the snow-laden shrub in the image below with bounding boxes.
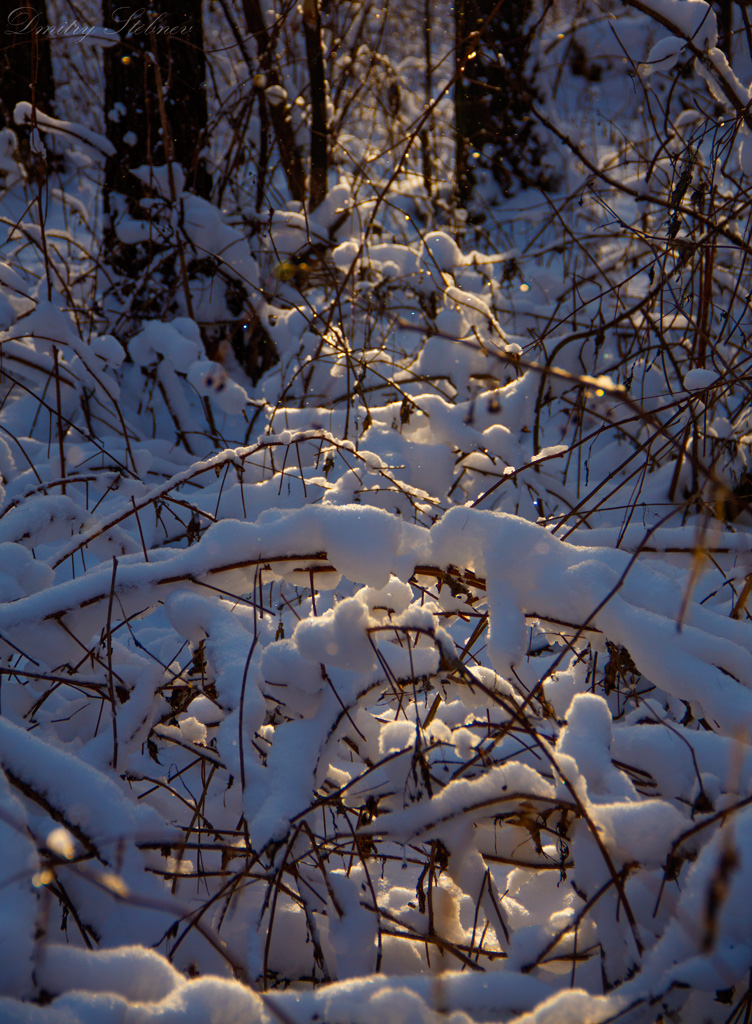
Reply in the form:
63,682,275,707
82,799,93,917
3,0,752,1021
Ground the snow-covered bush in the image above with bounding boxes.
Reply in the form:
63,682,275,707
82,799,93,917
2,0,752,1021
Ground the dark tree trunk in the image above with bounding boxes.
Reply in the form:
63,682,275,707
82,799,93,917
421,0,433,195
714,0,732,56
0,0,55,160
102,0,211,210
101,1,211,337
454,0,473,207
303,0,327,210
156,4,211,198
102,1,157,211
242,0,307,205
455,0,549,204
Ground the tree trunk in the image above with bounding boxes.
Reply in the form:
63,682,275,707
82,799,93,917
714,0,732,57
421,0,433,196
454,0,472,207
303,0,328,210
455,0,549,203
242,0,307,205
101,2,211,335
102,0,211,209
0,0,55,161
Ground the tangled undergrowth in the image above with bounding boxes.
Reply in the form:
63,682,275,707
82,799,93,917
3,1,752,1022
